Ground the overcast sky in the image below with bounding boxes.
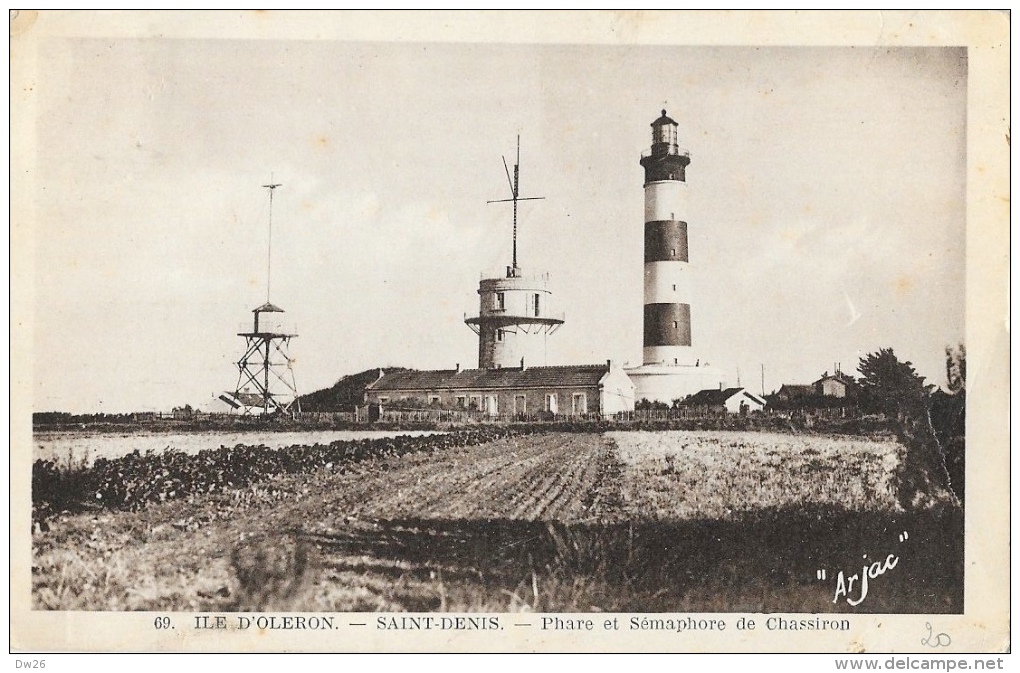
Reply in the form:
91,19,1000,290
28,35,967,412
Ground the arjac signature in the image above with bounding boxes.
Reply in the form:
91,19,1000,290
817,531,909,607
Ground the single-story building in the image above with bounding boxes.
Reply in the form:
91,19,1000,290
682,387,767,414
364,361,635,417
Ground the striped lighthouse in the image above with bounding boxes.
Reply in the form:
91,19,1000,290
640,110,694,367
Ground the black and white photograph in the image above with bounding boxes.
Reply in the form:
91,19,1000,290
10,10,1010,656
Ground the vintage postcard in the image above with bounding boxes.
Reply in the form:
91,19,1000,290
10,10,1010,657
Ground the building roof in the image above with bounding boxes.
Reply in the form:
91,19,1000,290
778,384,815,396
684,387,743,406
253,302,285,313
813,371,857,386
218,391,269,409
367,364,611,393
366,369,460,392
744,391,768,406
684,387,766,407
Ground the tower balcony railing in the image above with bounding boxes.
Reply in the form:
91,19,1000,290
464,309,565,323
641,145,690,159
238,322,298,335
479,269,552,283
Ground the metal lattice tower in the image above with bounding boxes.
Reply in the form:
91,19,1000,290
219,180,300,416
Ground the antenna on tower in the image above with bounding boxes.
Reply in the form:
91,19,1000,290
262,175,282,303
487,135,545,275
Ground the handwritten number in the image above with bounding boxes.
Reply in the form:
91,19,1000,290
921,622,951,647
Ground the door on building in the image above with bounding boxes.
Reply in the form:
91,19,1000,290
572,393,587,415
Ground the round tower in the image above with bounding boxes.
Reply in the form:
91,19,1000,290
465,137,563,369
466,268,562,369
639,110,694,366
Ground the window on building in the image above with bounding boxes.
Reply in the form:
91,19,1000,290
455,395,466,408
470,395,482,411
534,293,541,316
495,292,505,311
671,248,676,257
571,393,587,414
428,395,441,406
496,328,505,342
673,320,678,329
514,394,526,415
377,396,389,405
672,284,676,291
545,393,557,414
485,395,498,416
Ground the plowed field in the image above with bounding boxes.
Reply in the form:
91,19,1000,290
32,430,962,613
324,433,616,522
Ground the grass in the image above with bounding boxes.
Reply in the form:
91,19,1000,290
608,430,913,519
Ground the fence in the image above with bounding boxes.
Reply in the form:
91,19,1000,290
247,406,864,425
372,408,609,424
613,408,727,422
376,408,473,423
35,405,863,429
293,411,360,423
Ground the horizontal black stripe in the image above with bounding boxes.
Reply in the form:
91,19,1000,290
640,153,689,183
643,303,691,347
645,220,689,262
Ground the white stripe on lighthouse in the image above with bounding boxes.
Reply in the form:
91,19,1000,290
644,261,693,304
644,344,696,366
644,181,688,223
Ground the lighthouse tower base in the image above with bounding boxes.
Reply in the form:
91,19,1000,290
624,363,728,406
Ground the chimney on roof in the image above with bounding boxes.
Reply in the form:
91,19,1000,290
520,357,527,371
455,363,461,373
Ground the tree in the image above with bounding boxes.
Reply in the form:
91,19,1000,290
857,348,956,509
857,348,932,418
635,398,670,411
932,343,966,502
945,343,966,393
